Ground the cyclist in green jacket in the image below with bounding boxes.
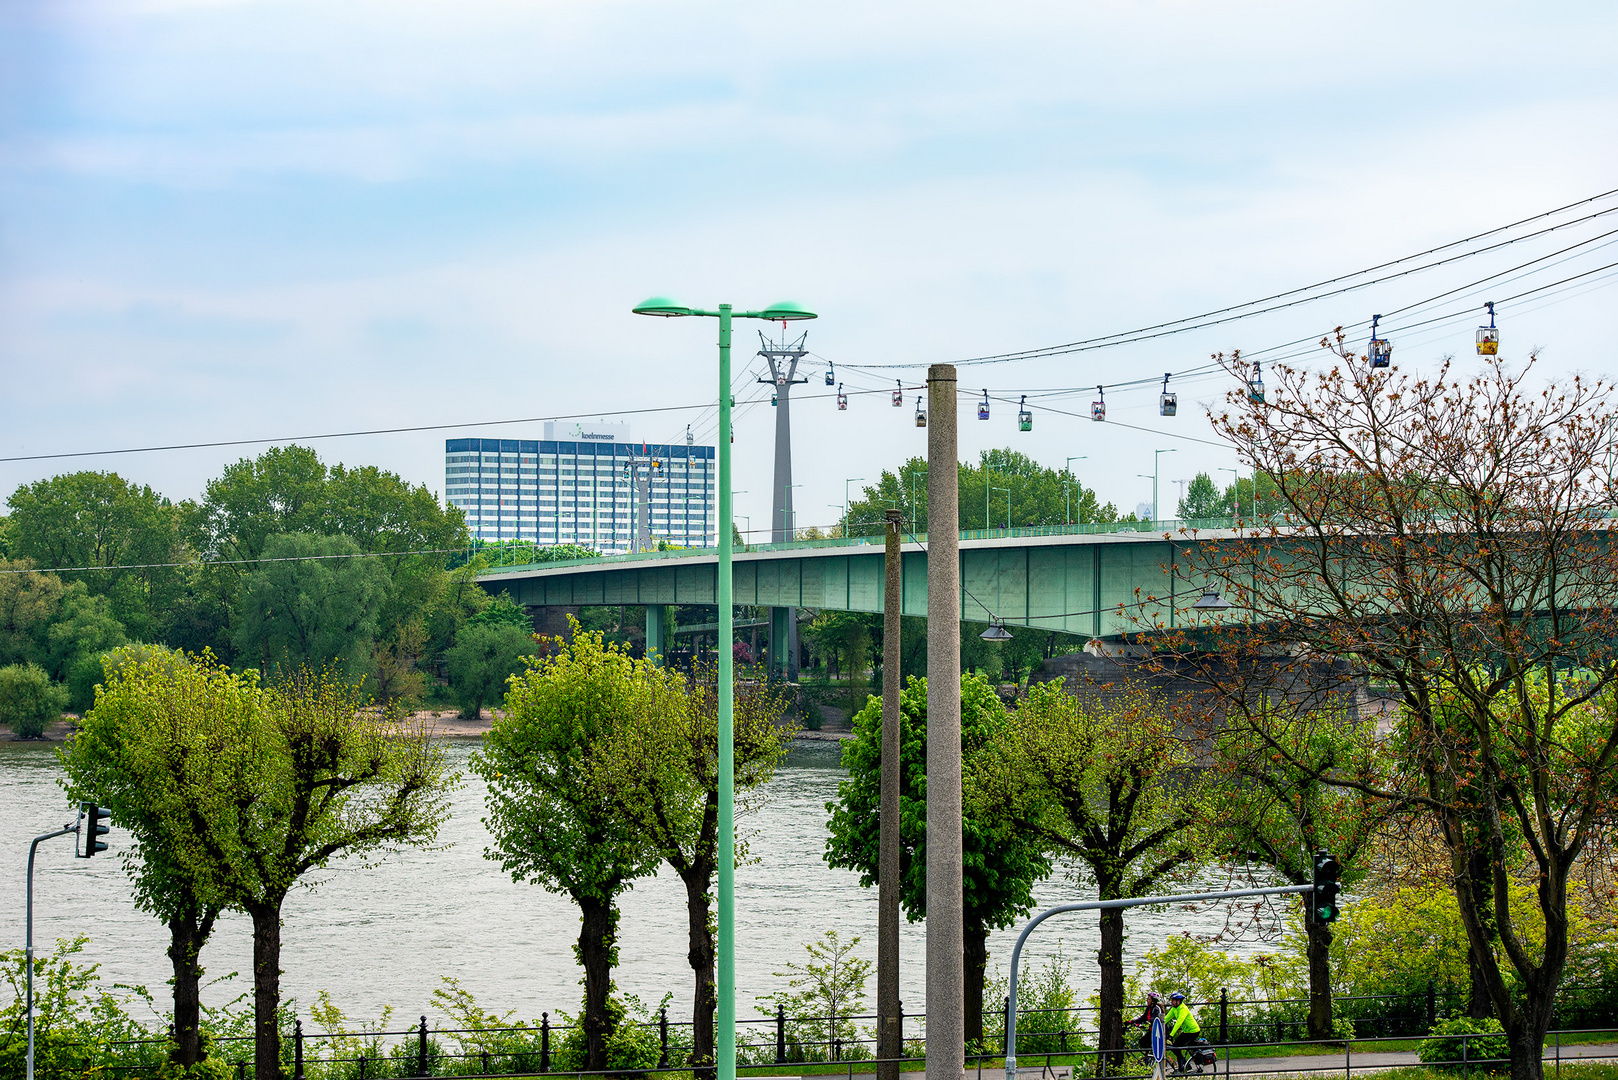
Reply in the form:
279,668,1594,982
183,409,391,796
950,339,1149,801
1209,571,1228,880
1165,991,1201,1073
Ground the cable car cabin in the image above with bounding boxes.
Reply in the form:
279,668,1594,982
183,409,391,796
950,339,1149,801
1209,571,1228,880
914,397,927,428
825,369,835,386
1092,387,1106,422
1159,373,1176,416
837,384,848,411
1477,326,1499,356
771,392,778,406
978,390,991,421
1369,337,1392,368
1018,394,1032,431
776,372,787,386
892,382,903,407
1247,366,1266,404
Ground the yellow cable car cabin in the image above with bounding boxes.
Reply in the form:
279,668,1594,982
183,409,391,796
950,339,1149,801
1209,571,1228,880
914,396,927,428
1477,301,1499,356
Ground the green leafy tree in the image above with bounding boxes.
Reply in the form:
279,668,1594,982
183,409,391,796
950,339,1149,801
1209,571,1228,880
760,931,874,1061
61,647,232,1066
153,664,453,1080
610,666,795,1070
472,626,672,1071
1177,472,1231,520
1205,707,1403,1038
842,452,1119,538
232,533,393,677
5,471,185,643
0,560,65,667
42,585,128,711
825,672,1051,1045
0,662,66,738
445,621,537,719
968,679,1206,1072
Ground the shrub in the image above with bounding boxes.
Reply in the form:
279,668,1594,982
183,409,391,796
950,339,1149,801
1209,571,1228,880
551,987,664,1073
986,946,1086,1056
0,663,66,738
1418,1017,1509,1072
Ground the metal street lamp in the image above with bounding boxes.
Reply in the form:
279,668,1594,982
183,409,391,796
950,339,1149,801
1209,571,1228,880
1064,456,1087,525
1154,448,1176,522
633,297,815,1080
1220,467,1240,522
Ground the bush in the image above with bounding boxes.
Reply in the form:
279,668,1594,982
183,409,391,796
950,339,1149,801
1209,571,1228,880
551,987,664,1073
0,663,67,737
1418,1017,1509,1072
986,946,1085,1056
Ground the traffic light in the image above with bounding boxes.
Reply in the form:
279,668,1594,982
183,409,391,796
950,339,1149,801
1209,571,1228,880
77,803,111,858
1312,849,1342,923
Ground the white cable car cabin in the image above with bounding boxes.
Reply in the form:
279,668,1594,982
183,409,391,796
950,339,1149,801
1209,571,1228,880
914,396,927,428
1018,394,1033,432
892,381,903,407
837,384,848,411
1159,373,1177,417
1092,387,1106,422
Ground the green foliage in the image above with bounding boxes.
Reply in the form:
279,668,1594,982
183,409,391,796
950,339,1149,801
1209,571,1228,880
841,452,1119,538
759,931,873,1062
0,661,66,737
1177,472,1230,519
233,533,394,676
0,560,65,668
42,584,128,711
551,988,665,1073
445,622,536,719
1418,1017,1509,1071
466,593,531,631
985,947,1084,1054
1119,935,1308,1043
0,936,165,1080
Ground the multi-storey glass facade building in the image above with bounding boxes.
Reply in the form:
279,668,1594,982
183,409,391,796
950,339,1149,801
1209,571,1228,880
444,425,716,553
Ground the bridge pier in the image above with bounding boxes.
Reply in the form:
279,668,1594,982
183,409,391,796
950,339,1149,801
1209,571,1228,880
645,605,664,666
767,607,799,681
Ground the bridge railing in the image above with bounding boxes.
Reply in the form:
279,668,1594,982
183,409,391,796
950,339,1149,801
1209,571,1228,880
477,519,1251,576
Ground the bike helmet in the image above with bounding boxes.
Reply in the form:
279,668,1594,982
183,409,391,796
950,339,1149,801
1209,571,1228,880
1169,991,1186,1001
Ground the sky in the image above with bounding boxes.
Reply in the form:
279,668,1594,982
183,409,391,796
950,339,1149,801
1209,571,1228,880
3,0,1617,536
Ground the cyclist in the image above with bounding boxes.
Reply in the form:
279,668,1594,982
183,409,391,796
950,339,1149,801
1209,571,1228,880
1125,991,1165,1052
1164,991,1202,1073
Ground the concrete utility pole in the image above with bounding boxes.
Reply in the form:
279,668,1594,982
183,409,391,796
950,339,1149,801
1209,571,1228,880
879,508,904,1080
925,363,963,1080
760,331,808,680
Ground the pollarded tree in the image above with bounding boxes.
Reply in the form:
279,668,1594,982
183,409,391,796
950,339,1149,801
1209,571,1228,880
967,679,1206,1073
1183,343,1618,1080
61,647,233,1067
157,663,454,1080
472,625,675,1072
609,663,796,1072
825,672,1051,1046
1204,705,1404,1038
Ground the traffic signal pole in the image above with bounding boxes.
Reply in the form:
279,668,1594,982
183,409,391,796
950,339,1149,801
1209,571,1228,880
1005,883,1319,1080
25,821,80,1080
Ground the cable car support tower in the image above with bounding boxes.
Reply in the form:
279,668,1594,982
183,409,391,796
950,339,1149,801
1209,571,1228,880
757,330,808,679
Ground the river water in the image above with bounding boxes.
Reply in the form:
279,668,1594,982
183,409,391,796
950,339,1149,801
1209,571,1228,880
1,738,1283,1029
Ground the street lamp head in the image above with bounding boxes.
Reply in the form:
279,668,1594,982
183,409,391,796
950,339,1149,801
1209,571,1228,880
632,296,694,317
760,301,817,322
980,619,1014,642
1192,588,1232,610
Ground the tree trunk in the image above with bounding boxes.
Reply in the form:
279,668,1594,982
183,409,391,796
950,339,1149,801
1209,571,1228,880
1463,848,1496,1020
1304,912,1335,1040
168,905,218,1066
681,869,716,1077
1096,907,1127,1076
578,896,619,1072
249,902,283,1080
964,913,989,1048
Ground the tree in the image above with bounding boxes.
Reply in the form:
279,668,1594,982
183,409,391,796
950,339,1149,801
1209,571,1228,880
0,663,66,738
61,647,231,1066
445,621,537,719
42,585,127,712
1183,345,1618,1080
967,679,1205,1072
1204,705,1402,1038
842,452,1120,538
232,533,392,677
5,471,184,643
1177,472,1229,520
160,664,453,1080
472,626,671,1071
611,665,795,1071
0,561,64,667
825,672,1051,1045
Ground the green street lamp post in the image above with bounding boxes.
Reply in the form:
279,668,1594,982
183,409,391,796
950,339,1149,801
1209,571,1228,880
633,297,815,1080
1064,456,1087,524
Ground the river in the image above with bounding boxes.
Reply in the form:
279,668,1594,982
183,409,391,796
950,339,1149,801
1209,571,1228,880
1,737,1284,1029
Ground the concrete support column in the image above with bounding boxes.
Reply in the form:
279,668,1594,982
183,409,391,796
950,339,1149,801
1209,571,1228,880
924,363,963,1080
878,508,904,1080
644,605,664,666
768,606,790,676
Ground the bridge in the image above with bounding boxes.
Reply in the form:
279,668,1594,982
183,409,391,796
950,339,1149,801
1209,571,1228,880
476,521,1240,666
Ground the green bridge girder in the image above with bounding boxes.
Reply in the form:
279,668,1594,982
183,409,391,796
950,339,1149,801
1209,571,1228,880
475,529,1240,638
